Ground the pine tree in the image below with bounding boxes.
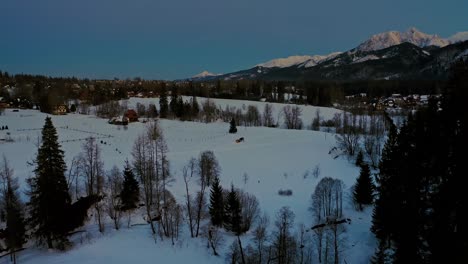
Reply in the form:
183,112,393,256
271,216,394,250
429,60,468,263
353,163,374,211
224,185,242,235
120,161,139,211
169,86,179,117
159,85,169,118
28,117,71,249
355,150,364,166
176,96,184,118
371,122,398,256
209,176,224,227
229,118,237,134
191,95,200,119
1,156,26,264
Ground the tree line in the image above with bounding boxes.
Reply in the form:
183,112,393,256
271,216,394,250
370,60,468,263
1,70,447,115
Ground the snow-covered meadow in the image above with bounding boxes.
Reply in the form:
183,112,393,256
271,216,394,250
0,98,375,263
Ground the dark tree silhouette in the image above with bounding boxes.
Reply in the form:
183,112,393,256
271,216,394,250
120,161,139,211
353,163,374,210
229,118,238,134
209,176,224,227
224,185,242,235
28,117,71,249
159,84,169,118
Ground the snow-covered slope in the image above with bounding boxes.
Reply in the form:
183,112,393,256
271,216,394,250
256,55,314,68
357,27,449,52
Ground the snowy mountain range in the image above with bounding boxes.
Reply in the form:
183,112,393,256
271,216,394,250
188,28,468,81
255,53,343,69
355,27,468,52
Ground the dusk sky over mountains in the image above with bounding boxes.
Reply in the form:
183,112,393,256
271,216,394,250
1,0,467,79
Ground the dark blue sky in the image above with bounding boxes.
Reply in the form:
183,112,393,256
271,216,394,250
1,0,467,80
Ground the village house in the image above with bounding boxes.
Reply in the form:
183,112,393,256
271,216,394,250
108,116,129,125
125,109,139,122
52,104,68,115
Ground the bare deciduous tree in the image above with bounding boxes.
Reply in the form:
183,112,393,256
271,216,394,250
194,190,207,238
106,166,123,230
107,166,123,230
297,223,313,264
132,121,170,238
136,102,146,117
252,213,270,264
263,103,275,127
182,158,197,237
311,109,321,131
193,151,221,237
238,190,260,232
78,137,105,232
272,206,296,264
246,105,261,126
96,100,121,119
335,112,361,156
66,156,81,201
203,225,224,256
201,99,217,123
160,190,182,244
283,105,303,130
311,177,344,223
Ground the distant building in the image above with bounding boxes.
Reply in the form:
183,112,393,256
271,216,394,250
125,109,139,122
52,104,68,115
108,116,129,125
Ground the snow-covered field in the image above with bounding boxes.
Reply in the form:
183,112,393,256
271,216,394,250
0,99,375,263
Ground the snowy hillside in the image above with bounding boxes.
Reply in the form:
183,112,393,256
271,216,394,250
0,99,375,264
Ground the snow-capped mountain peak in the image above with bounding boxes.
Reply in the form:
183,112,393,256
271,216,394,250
299,52,343,68
448,31,468,43
192,71,220,78
256,55,313,68
356,27,450,52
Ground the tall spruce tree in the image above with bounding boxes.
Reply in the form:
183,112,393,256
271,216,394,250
224,185,242,235
371,121,398,260
229,118,237,134
176,96,184,118
353,163,374,211
428,60,468,263
191,95,200,119
209,176,224,227
120,161,139,211
355,150,364,166
169,86,179,117
159,85,169,118
370,78,468,263
28,117,71,249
